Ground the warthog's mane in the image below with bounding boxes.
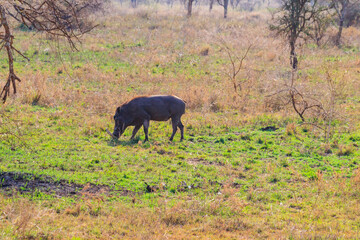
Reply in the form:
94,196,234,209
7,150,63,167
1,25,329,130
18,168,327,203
124,95,183,104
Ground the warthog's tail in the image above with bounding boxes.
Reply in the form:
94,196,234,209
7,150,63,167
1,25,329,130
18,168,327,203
106,128,117,139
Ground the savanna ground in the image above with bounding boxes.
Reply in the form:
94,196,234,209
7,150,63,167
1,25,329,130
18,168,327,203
1,2,360,239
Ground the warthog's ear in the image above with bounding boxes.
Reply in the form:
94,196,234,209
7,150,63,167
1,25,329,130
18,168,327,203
116,107,121,114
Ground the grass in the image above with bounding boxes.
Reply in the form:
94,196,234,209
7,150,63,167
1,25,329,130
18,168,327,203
1,105,359,238
1,2,360,239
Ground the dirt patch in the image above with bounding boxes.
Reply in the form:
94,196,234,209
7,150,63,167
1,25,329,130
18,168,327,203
187,158,225,166
0,172,137,197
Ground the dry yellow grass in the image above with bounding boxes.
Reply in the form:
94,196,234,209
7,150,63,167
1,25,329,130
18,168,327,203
7,4,357,125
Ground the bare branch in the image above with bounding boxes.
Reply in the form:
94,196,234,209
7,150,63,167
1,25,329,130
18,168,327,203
0,0,107,102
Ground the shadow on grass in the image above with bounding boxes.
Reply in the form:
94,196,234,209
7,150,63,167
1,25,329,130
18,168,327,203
107,136,142,147
107,136,179,147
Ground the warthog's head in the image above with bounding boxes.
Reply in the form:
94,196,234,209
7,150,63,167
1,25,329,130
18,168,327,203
112,107,126,139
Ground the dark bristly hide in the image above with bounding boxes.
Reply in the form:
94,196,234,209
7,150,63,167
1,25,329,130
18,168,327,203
108,95,186,142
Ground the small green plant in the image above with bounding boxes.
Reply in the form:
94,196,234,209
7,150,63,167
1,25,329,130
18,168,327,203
268,174,280,183
336,145,354,156
280,159,289,167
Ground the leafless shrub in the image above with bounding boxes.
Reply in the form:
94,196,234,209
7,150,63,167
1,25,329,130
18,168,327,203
316,70,348,141
306,12,333,46
267,68,347,141
218,38,255,112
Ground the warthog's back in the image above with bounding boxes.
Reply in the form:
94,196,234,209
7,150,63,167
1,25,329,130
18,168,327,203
125,95,185,121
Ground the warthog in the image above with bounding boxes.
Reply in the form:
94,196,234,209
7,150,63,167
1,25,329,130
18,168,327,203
107,95,185,142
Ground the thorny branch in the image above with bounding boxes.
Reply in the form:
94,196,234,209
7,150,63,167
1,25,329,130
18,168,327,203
266,69,347,141
266,70,324,122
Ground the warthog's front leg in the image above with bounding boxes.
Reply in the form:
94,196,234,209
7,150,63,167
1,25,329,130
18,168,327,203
130,125,141,140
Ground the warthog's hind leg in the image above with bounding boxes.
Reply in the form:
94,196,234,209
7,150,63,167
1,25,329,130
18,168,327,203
170,118,179,141
143,119,150,142
179,120,184,141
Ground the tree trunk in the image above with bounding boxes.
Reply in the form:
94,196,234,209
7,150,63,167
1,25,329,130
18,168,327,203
224,0,229,18
0,6,21,102
209,0,214,12
290,40,298,70
187,0,193,17
167,0,173,7
335,8,345,46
